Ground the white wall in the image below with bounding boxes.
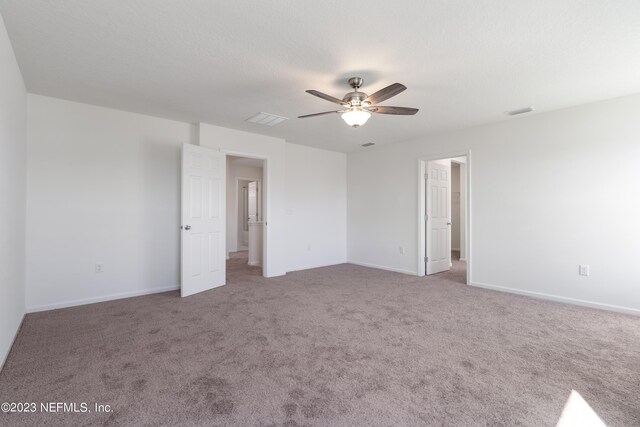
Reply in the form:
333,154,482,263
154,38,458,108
23,103,347,312
0,15,27,367
26,95,193,311
226,160,262,254
285,143,347,271
348,93,640,314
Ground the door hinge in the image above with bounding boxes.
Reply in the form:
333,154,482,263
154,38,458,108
425,214,428,221
424,256,428,262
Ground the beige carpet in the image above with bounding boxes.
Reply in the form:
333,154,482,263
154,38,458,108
1,253,639,426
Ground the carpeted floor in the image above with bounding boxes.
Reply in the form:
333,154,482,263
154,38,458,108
1,253,639,426
441,250,467,285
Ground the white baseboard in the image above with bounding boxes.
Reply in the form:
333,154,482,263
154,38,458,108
451,247,460,251
264,270,286,278
286,259,348,273
460,257,467,262
1,313,25,372
348,260,418,276
248,261,261,267
27,285,180,313
470,281,640,316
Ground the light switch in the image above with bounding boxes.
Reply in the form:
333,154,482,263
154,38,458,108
579,265,590,276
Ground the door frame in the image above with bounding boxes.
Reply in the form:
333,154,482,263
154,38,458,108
222,150,270,277
417,150,472,284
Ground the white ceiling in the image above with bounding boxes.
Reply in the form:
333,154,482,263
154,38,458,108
2,1,640,152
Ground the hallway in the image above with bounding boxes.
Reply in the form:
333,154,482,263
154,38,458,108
227,251,262,283
430,250,467,285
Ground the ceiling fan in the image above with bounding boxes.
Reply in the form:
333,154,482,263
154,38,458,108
298,77,418,128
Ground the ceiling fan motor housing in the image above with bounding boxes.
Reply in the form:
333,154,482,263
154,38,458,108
344,77,368,106
343,91,368,106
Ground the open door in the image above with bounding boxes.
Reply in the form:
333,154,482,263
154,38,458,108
181,144,226,297
426,159,451,275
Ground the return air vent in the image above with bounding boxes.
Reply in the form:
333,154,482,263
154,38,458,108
246,112,288,126
361,142,375,147
505,106,535,116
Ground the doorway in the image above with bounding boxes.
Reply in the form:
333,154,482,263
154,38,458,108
226,155,265,276
418,153,470,284
237,179,262,266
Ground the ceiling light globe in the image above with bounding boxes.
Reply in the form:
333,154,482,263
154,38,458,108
342,109,371,128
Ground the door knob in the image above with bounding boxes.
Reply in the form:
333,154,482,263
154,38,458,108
446,222,451,226
184,225,191,230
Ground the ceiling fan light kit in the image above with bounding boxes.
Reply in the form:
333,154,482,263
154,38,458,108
299,77,418,128
342,109,371,127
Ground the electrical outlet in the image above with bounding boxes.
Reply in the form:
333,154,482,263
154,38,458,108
399,246,405,255
579,265,590,276
95,263,104,273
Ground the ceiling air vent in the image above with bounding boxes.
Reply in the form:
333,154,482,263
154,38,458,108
246,112,288,126
361,142,375,147
505,106,535,116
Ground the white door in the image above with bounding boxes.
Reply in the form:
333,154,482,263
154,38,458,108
426,160,451,275
181,144,226,297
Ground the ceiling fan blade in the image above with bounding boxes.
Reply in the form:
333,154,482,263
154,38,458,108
364,83,407,105
306,90,348,106
370,106,419,115
298,110,342,118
